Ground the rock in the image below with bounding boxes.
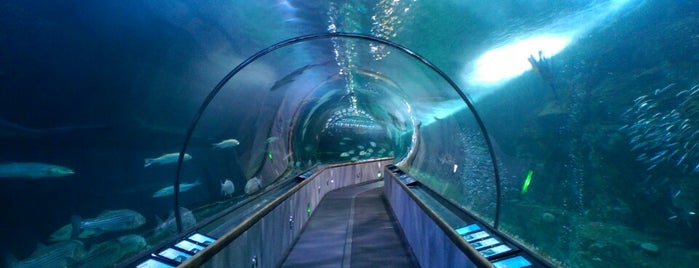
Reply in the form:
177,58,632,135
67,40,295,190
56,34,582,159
541,212,556,223
639,242,660,254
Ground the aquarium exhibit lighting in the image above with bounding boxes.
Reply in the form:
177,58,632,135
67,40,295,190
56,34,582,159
465,0,637,88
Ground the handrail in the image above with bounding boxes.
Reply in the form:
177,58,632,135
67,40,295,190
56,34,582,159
177,158,389,268
386,165,558,268
174,32,503,232
386,166,494,268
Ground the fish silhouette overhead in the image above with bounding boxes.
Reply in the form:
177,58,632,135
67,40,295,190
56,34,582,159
0,117,109,139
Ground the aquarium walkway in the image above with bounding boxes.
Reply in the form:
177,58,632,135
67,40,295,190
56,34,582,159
281,181,419,267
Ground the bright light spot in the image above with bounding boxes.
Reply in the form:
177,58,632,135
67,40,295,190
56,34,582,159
462,0,641,96
470,35,571,85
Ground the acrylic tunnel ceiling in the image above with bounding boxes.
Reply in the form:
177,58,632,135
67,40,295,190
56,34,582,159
0,0,645,153
0,0,650,220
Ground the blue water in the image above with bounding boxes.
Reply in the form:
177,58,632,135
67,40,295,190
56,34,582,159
1,1,699,267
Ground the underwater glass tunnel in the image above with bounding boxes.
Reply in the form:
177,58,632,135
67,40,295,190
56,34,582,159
1,0,698,267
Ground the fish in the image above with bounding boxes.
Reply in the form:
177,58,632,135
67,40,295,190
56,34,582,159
265,137,279,143
8,240,85,268
673,190,681,199
154,207,196,239
269,64,316,91
152,180,202,198
0,162,74,178
71,209,146,238
0,116,108,139
144,153,192,167
49,223,99,242
74,234,147,268
654,83,676,95
221,179,235,197
369,141,377,147
116,234,148,254
649,150,667,163
340,152,350,157
676,89,690,97
245,177,262,195
212,138,240,149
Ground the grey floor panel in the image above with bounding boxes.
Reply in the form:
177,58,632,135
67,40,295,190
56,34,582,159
282,181,418,268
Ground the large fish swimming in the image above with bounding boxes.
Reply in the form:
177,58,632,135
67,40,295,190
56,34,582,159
144,153,192,167
8,240,86,268
0,116,108,139
212,138,240,149
71,209,146,237
152,180,201,198
49,223,99,242
154,207,197,239
269,63,319,91
221,179,235,198
73,234,147,268
244,177,262,195
0,162,74,178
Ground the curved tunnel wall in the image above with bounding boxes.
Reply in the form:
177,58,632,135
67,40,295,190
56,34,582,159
175,33,502,232
3,2,699,268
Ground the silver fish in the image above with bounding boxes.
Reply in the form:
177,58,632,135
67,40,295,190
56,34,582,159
212,138,240,149
221,179,235,197
152,180,201,198
154,208,196,239
245,177,262,195
9,240,85,268
0,162,74,178
74,234,147,268
72,209,146,237
144,153,192,167
49,223,99,242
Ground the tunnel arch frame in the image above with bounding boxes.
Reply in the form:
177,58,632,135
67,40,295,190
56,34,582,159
173,32,503,231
